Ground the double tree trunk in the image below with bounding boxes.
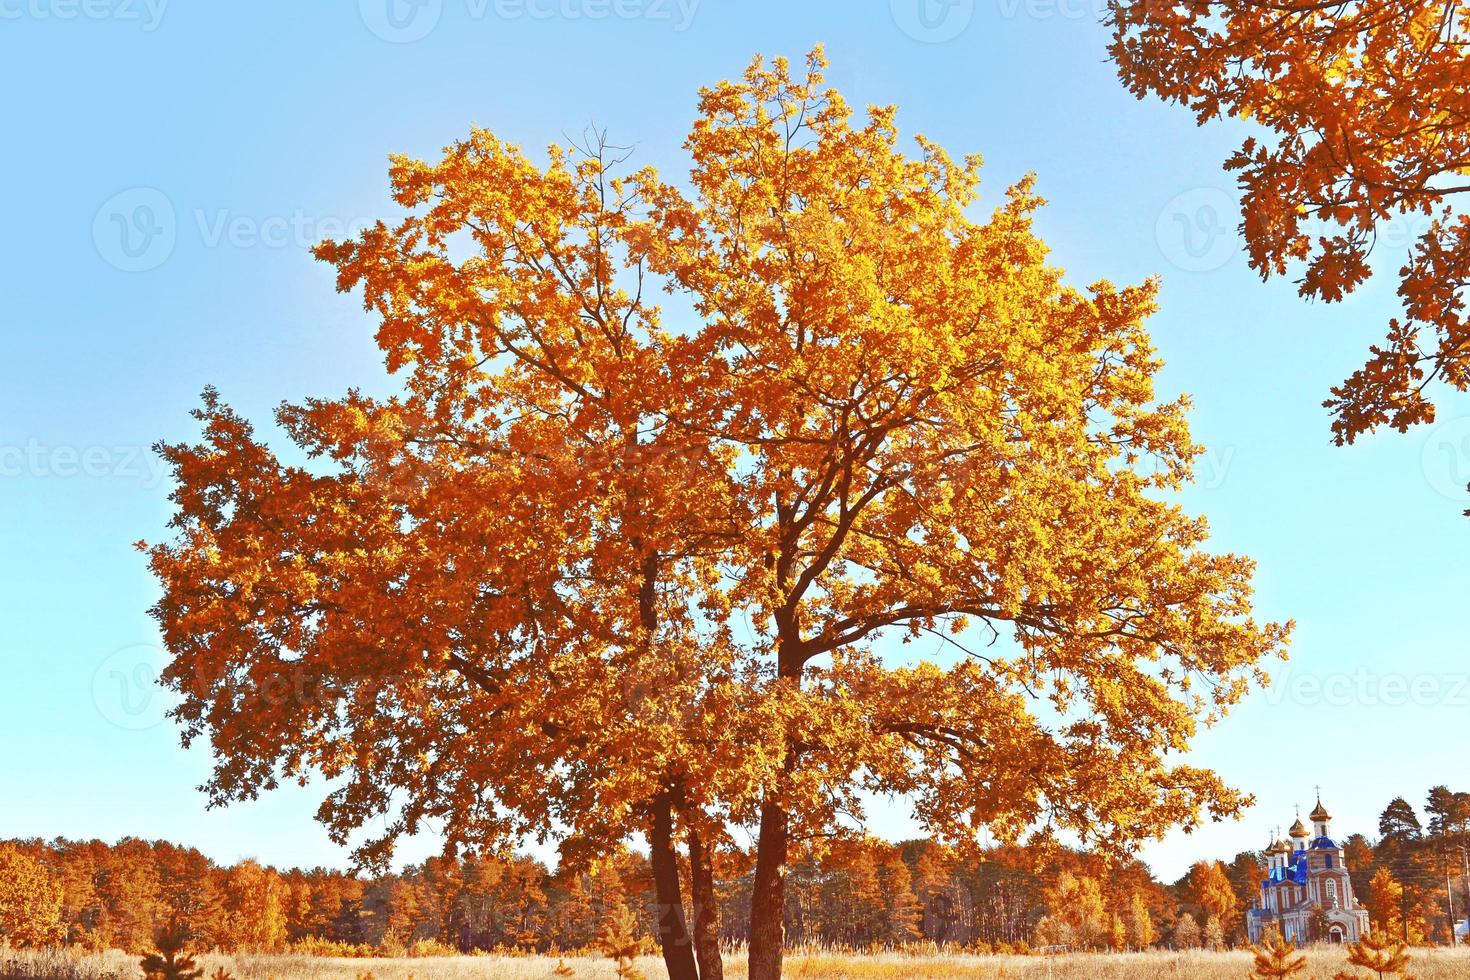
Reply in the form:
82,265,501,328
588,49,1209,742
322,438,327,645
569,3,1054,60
648,794,728,980
649,793,700,980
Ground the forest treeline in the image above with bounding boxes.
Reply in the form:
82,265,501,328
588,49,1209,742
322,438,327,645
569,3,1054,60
1,786,1466,955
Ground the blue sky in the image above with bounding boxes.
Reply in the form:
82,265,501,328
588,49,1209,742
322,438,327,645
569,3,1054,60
2,1,1467,882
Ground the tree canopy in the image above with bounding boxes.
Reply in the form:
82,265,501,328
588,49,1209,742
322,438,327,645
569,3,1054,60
144,48,1289,980
1109,1,1470,447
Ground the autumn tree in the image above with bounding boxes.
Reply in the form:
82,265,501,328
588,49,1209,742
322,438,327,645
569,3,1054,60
139,923,203,980
876,849,923,945
644,47,1286,979
1248,936,1308,979
1036,871,1109,950
144,48,1288,980
221,861,287,952
0,843,64,948
1226,851,1266,929
1105,912,1124,951
1366,867,1415,943
95,838,161,952
153,844,224,949
1201,914,1225,951
1126,891,1155,949
1335,930,1417,980
1109,1,1470,451
1172,911,1201,950
1183,859,1240,940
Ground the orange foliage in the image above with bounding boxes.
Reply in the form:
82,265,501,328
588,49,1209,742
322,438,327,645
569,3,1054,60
0,843,64,948
1110,1,1470,444
142,48,1289,980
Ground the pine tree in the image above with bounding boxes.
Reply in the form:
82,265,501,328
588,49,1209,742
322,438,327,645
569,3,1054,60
98,839,163,953
138,923,203,980
1333,930,1416,980
549,873,597,951
877,850,923,945
595,904,645,980
1247,936,1308,979
910,843,955,943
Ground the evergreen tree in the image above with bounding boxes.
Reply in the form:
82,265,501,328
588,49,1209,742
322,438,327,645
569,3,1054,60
877,851,922,945
549,873,597,951
96,839,162,953
1334,930,1416,980
138,923,203,980
1424,786,1470,841
596,904,645,980
908,842,957,944
1247,937,1308,979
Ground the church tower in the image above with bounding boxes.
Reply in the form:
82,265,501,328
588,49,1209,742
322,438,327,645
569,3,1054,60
1245,794,1369,944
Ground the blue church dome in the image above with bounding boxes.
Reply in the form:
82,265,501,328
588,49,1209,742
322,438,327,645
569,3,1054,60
1310,836,1339,849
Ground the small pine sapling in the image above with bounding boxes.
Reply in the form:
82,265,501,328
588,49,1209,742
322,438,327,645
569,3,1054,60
1247,936,1308,979
139,924,203,980
595,905,644,980
1332,930,1416,980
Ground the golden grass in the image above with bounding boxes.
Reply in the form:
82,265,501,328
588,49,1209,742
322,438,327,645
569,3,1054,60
7,946,1470,980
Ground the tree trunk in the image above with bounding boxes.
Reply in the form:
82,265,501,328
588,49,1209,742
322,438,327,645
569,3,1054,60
649,794,699,980
688,825,724,980
746,796,789,980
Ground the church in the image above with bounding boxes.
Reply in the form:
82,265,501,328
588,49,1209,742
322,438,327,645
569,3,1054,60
1245,797,1371,945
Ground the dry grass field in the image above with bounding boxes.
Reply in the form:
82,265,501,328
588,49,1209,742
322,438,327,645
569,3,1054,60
7,946,1470,980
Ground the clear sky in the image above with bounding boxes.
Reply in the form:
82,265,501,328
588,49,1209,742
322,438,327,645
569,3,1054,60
3,0,1467,883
